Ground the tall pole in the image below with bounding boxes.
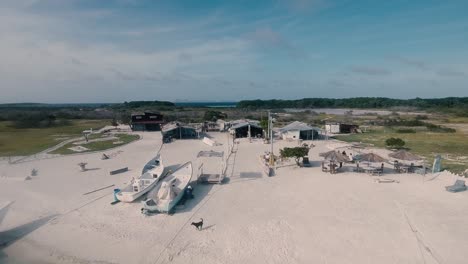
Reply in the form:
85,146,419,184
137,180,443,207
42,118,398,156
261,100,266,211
269,112,274,166
267,111,270,139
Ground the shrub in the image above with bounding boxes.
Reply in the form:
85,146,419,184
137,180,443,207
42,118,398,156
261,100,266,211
111,117,118,127
425,123,456,133
203,110,227,121
385,137,405,148
280,147,310,166
396,129,416,133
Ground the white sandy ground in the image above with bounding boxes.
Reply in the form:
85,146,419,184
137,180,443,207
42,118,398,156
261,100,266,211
0,132,467,264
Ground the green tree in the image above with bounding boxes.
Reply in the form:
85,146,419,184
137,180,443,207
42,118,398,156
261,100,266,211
279,147,310,166
385,137,405,148
260,118,269,137
203,110,227,121
111,117,118,127
119,112,131,125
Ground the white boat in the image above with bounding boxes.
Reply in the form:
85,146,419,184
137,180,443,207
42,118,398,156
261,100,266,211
142,154,165,179
142,162,193,214
116,154,165,203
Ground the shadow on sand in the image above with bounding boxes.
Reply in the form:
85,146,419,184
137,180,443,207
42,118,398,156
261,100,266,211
308,161,323,167
0,214,59,261
0,202,14,226
83,168,100,172
175,183,214,214
202,224,216,231
239,172,263,179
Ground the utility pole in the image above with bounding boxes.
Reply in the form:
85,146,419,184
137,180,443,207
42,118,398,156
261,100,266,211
269,111,274,167
267,111,270,139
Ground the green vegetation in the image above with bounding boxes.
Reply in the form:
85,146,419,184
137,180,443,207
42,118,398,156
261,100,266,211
50,134,139,155
379,119,456,133
203,110,227,121
111,101,175,111
0,120,110,156
237,97,468,117
425,123,456,133
280,147,310,166
260,118,269,136
11,112,71,129
396,129,416,133
335,128,468,174
385,137,406,148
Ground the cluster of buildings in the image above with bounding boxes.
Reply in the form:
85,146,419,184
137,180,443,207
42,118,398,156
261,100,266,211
130,112,359,141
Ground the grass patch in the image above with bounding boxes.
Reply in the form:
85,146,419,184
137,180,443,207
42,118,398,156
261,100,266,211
0,120,110,156
334,127,468,174
50,134,140,155
396,129,416,133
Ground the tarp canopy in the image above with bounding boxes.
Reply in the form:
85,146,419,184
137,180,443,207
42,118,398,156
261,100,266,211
320,151,350,162
354,153,386,163
230,121,262,130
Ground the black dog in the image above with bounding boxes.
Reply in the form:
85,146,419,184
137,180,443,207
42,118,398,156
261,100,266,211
191,218,203,231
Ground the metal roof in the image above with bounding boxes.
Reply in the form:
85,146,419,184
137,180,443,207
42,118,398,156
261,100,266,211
279,121,320,132
161,122,196,132
230,121,262,130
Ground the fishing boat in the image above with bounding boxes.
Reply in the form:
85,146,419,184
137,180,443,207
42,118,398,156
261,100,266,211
116,154,165,203
142,162,193,214
142,154,165,178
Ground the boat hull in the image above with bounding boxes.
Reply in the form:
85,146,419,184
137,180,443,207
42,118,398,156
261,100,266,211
116,154,164,203
116,179,159,203
142,162,192,213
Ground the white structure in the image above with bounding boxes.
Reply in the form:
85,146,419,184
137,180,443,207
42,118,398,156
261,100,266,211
279,121,320,140
216,119,227,131
325,123,341,134
325,122,359,134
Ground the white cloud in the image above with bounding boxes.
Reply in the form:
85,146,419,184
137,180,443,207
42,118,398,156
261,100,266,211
0,6,256,102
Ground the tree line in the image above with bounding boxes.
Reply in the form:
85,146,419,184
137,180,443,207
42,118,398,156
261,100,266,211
237,97,468,116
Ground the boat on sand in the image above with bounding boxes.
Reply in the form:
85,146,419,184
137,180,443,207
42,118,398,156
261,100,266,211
142,162,193,214
116,154,165,203
142,154,165,178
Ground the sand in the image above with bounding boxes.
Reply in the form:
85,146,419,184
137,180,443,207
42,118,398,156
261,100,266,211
1,132,467,264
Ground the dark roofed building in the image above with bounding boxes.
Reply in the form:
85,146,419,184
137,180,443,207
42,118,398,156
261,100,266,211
228,120,264,138
131,112,164,131
162,122,200,140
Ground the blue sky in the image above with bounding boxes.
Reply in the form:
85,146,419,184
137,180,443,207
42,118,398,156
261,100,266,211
1,0,467,103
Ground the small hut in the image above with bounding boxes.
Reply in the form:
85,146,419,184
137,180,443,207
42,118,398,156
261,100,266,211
279,121,321,140
229,121,263,138
325,122,359,134
162,122,199,140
